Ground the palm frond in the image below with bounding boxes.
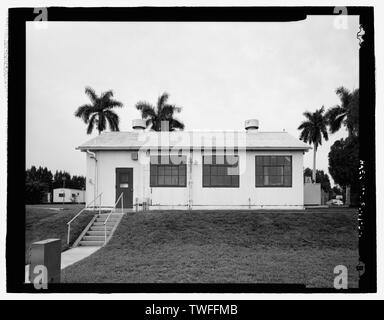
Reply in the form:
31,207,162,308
84,87,98,104
151,118,162,131
100,90,114,101
106,99,123,109
326,106,346,134
86,114,97,134
346,89,359,135
302,111,313,121
104,110,120,131
169,118,185,131
157,92,169,112
297,121,311,131
97,112,107,133
136,101,156,119
321,124,329,141
159,104,177,119
335,86,352,107
74,104,94,122
145,119,153,129
299,127,310,143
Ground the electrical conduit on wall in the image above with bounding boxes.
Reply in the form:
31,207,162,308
86,150,97,206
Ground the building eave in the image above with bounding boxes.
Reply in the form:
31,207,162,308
77,146,311,152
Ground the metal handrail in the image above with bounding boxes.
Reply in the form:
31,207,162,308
104,192,124,244
66,192,103,245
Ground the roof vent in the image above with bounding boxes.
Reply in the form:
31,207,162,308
245,119,259,131
132,119,146,131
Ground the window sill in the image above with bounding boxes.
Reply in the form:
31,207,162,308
255,185,292,188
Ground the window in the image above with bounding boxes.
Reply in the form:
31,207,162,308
58,193,64,197
203,154,239,187
255,156,292,187
150,155,187,187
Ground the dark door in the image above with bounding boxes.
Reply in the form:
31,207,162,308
115,168,133,208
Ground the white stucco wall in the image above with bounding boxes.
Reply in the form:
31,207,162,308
85,150,145,208
84,149,305,209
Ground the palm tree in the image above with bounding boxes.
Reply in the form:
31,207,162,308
326,86,359,206
75,87,123,135
135,92,184,131
298,106,329,182
326,87,359,137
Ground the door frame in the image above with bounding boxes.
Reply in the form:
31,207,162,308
115,167,133,208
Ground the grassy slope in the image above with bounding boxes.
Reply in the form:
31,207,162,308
25,204,95,264
62,209,359,288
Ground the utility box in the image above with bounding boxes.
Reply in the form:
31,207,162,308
29,239,61,284
304,183,321,205
131,152,138,160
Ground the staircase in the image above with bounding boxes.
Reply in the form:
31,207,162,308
73,211,124,247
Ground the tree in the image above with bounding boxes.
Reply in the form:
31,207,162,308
298,106,329,182
25,166,52,204
35,166,53,190
53,170,72,189
330,185,343,200
71,175,86,190
75,87,123,135
135,92,185,131
328,136,359,206
326,86,359,206
25,166,86,203
25,179,47,204
326,87,359,137
332,186,343,196
303,168,331,193
52,171,86,190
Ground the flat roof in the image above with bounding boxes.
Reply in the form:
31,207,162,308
76,131,311,151
77,131,311,151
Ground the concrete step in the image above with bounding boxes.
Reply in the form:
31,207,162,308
72,211,124,248
90,226,113,231
87,231,111,236
97,213,123,218
93,221,117,226
78,240,104,247
83,235,105,241
94,219,119,224
95,216,120,221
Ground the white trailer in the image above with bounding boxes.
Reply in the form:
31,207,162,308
53,188,85,203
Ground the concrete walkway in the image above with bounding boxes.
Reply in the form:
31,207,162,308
25,246,100,283
61,246,100,269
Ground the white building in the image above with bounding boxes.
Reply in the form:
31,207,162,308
77,119,310,210
53,188,85,203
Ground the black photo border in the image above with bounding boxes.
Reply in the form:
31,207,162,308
7,6,376,293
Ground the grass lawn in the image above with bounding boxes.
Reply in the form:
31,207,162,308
62,208,359,288
25,204,95,264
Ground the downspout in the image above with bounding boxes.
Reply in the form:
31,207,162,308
188,150,193,210
86,150,98,207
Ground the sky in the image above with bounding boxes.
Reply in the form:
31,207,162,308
26,17,359,184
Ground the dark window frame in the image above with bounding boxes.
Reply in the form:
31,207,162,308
150,155,187,188
202,154,240,188
255,155,292,188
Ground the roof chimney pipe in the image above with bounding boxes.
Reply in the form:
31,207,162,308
132,119,146,131
245,119,259,131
